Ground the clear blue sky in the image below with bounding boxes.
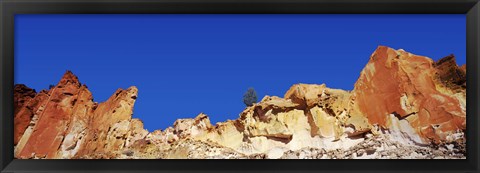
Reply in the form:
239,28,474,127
15,14,466,131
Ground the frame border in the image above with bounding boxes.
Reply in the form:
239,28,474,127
1,0,479,173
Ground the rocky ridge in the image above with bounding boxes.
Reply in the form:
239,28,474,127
14,46,466,159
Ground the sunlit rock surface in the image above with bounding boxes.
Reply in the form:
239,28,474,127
14,46,466,159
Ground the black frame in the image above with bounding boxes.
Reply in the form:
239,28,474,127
1,0,479,172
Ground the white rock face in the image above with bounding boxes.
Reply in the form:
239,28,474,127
385,114,425,145
267,147,287,159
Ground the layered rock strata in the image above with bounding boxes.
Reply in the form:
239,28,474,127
14,46,466,159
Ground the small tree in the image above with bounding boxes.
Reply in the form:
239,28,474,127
243,87,258,107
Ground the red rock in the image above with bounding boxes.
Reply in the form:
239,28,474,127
14,71,139,159
16,71,86,158
13,84,37,144
434,54,466,90
353,46,466,142
14,84,36,114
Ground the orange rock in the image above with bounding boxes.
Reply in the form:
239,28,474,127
13,84,39,145
353,46,466,142
460,64,466,73
74,86,138,158
14,71,140,159
16,71,85,158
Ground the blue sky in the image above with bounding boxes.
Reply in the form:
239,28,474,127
15,14,466,131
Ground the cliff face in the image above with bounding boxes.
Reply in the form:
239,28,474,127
353,47,466,143
14,46,466,159
14,71,142,159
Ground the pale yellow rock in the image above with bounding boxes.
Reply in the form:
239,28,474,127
173,113,213,139
284,83,327,108
310,107,337,138
145,129,164,145
166,145,189,159
249,136,286,154
202,120,244,151
344,105,372,136
126,119,149,147
163,127,179,143
261,95,299,108
105,119,131,151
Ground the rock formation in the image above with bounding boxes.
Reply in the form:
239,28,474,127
14,46,466,159
353,47,466,144
14,71,141,159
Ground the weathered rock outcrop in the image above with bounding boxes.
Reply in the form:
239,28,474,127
14,84,43,145
353,47,466,143
14,46,466,159
14,71,141,159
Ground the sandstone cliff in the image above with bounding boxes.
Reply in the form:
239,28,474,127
14,46,466,159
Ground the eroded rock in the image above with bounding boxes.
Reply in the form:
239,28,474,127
14,46,466,159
